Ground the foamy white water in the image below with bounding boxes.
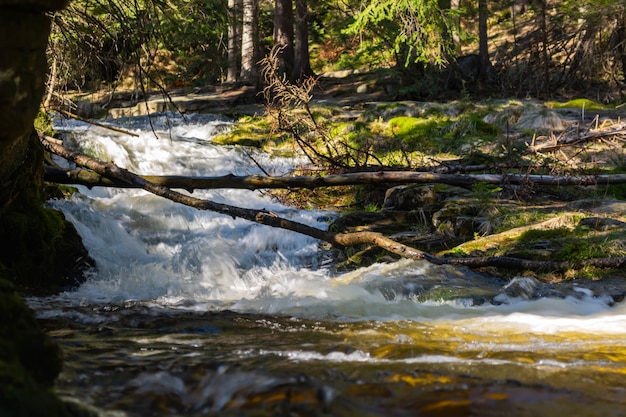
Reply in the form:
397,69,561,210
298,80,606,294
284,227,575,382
48,112,626,334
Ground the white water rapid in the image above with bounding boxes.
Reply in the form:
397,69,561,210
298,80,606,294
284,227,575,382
46,113,626,321
35,112,626,416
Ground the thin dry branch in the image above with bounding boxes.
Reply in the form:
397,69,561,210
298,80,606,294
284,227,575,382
529,120,626,153
53,108,140,137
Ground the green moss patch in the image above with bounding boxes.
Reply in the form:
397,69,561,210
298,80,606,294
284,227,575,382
387,116,445,149
546,98,610,110
212,115,290,148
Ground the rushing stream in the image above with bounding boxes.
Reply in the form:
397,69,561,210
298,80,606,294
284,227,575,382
29,112,626,416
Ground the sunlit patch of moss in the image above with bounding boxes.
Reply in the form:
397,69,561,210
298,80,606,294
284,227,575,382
330,121,374,150
517,227,572,243
440,114,500,152
212,115,288,148
440,212,583,258
546,98,610,110
310,105,339,119
495,209,552,233
386,116,449,152
34,109,55,137
554,239,608,262
376,149,433,167
496,220,626,264
388,116,444,138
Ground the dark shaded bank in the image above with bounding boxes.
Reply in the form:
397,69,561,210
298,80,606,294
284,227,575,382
0,1,91,293
0,2,92,415
0,279,96,417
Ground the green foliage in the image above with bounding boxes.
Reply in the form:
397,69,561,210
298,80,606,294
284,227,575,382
345,0,467,67
50,0,229,91
471,182,502,205
512,225,620,263
495,210,551,233
333,41,394,70
554,239,607,262
518,227,572,243
387,116,443,149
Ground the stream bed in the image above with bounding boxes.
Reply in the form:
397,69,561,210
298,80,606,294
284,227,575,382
29,112,626,416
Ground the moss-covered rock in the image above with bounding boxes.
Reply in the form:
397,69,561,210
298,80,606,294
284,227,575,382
0,277,89,417
0,132,91,293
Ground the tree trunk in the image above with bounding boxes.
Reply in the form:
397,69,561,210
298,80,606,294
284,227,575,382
0,0,90,291
450,0,462,52
226,0,242,83
273,0,294,80
478,0,490,81
0,6,52,190
293,0,314,81
240,0,259,83
615,6,626,82
539,0,550,96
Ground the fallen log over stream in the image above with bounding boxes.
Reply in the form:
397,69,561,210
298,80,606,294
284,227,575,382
40,133,626,273
44,165,626,191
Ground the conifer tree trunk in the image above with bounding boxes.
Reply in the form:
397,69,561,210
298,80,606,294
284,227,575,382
539,0,550,95
450,0,461,48
0,0,90,291
240,0,259,83
478,0,490,80
273,0,294,79
293,0,314,81
615,6,626,80
226,0,242,82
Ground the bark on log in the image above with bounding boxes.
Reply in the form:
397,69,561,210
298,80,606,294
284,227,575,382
40,134,626,273
44,165,626,190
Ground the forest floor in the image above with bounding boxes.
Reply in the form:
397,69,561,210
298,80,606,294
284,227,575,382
70,69,412,118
